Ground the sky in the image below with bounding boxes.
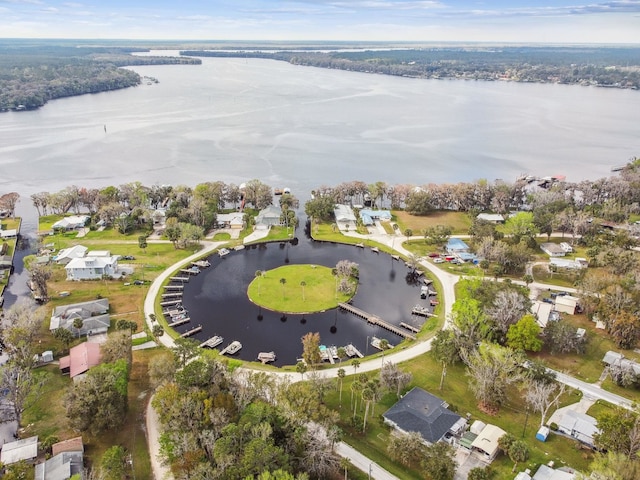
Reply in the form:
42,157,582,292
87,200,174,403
1,0,639,44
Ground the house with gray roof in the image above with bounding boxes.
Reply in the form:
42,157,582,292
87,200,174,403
255,205,282,230
50,298,110,337
35,451,84,480
383,387,465,444
556,410,599,447
0,436,38,465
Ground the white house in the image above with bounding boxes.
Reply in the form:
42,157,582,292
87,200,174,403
333,205,357,225
54,245,88,265
556,410,599,447
554,295,581,315
540,243,566,257
52,215,90,231
216,212,245,229
50,298,111,337
65,253,120,280
477,213,505,223
255,205,282,230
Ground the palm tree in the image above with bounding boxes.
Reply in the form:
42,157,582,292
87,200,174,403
300,281,306,301
352,358,360,374
279,277,286,297
337,347,347,365
362,386,374,432
255,270,263,295
337,368,346,406
340,456,351,480
73,317,84,338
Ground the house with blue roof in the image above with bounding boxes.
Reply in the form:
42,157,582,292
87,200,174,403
446,238,470,254
358,208,392,226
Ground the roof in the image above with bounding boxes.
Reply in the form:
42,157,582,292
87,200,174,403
555,295,580,308
65,255,118,271
540,243,566,255
0,229,18,238
51,299,110,333
52,215,89,229
602,351,640,376
532,301,553,328
333,204,357,223
256,205,282,224
216,212,245,225
55,245,88,263
532,465,576,480
359,209,392,225
59,342,102,378
52,437,84,456
446,238,469,251
383,387,462,444
0,435,38,465
549,258,587,270
477,213,504,222
558,410,599,443
35,451,84,480
470,424,506,457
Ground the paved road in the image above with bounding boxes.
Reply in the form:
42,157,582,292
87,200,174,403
552,370,635,410
335,442,399,480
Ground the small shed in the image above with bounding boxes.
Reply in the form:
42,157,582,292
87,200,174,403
41,350,54,363
554,295,581,315
0,436,38,465
536,426,550,442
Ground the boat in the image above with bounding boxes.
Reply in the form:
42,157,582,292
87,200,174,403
319,345,330,361
192,260,210,268
258,351,276,363
412,304,430,316
371,336,394,350
274,188,283,195
344,343,363,358
329,345,339,359
218,248,230,257
200,335,223,349
221,341,242,355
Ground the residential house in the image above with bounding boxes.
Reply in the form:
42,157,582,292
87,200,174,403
0,436,38,465
59,342,102,379
549,258,588,270
151,209,166,225
255,205,282,230
54,245,88,265
445,238,470,255
333,205,357,227
65,252,120,280
358,208,392,226
531,301,554,328
35,451,84,480
477,213,505,224
52,215,90,231
470,423,507,463
540,243,566,257
382,387,466,444
559,242,573,253
50,298,110,337
216,212,245,229
556,410,599,447
554,295,581,315
602,351,640,377
0,228,17,239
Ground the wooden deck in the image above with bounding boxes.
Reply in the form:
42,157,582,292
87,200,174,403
338,302,416,340
180,325,202,337
400,322,420,333
169,276,189,282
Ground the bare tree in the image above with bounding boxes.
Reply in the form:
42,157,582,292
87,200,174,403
28,263,52,302
485,289,529,339
379,361,412,398
524,380,566,427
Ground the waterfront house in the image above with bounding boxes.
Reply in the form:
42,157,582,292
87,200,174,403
358,208,392,226
255,205,282,230
476,213,505,224
52,215,90,231
333,205,357,227
59,342,102,379
50,298,110,337
0,436,38,465
540,243,566,257
383,387,465,444
64,252,120,280
216,212,245,229
54,245,88,265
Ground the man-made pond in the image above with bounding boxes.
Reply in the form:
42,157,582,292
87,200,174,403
176,230,433,366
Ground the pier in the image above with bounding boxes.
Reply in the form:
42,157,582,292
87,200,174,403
168,316,190,327
220,341,242,355
161,292,183,299
169,276,189,283
258,352,276,363
345,343,364,358
355,243,364,248
180,325,202,338
412,305,433,317
180,268,199,275
400,322,420,333
338,302,416,340
192,260,210,268
163,285,183,290
160,299,182,307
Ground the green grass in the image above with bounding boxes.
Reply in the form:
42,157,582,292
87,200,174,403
532,265,581,288
248,265,354,313
393,210,472,235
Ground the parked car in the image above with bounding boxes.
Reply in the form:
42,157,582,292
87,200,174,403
122,255,136,260
433,258,444,264
428,252,441,258
133,280,145,285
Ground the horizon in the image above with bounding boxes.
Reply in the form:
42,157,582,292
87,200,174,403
1,1,639,44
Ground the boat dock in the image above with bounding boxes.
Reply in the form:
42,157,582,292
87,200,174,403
338,302,416,340
345,343,364,358
168,316,190,327
170,276,189,282
355,243,364,248
180,325,202,338
371,247,379,253
161,292,183,298
192,260,210,268
160,299,182,307
180,268,199,276
412,305,433,317
258,351,276,363
163,285,183,290
400,322,420,333
220,341,242,355
392,255,400,261
200,336,223,349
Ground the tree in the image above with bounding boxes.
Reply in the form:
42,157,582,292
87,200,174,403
463,343,524,412
28,263,52,302
431,329,459,390
421,442,456,480
301,332,321,368
148,352,176,389
66,360,128,435
73,317,84,337
0,362,48,426
507,440,529,472
351,359,360,374
101,330,133,367
503,211,538,243
608,311,640,350
255,270,264,295
296,361,308,379
423,225,453,245
53,327,74,351
506,315,543,352
524,380,566,427
594,408,640,457
337,368,346,406
0,192,19,217
379,362,412,398
138,235,148,251
172,337,200,368
587,451,640,480
468,467,491,480
280,277,287,298
300,281,306,301
361,386,375,432
387,431,426,467
543,320,586,354
100,445,129,480
485,289,529,340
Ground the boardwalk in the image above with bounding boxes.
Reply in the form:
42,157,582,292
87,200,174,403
338,303,416,340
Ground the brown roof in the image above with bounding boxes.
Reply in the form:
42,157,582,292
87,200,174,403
63,342,102,378
59,355,71,370
52,436,84,456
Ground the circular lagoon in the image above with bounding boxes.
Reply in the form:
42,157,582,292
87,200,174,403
174,232,435,366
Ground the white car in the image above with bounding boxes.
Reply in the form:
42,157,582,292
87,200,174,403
433,258,444,264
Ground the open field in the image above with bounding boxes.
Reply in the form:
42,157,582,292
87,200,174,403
393,210,472,235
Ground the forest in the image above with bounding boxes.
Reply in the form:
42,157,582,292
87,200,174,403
183,45,640,89
0,42,201,111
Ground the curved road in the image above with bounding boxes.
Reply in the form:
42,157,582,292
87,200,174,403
142,233,634,480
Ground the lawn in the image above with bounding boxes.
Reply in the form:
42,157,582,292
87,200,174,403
324,351,593,480
393,210,472,235
248,265,355,313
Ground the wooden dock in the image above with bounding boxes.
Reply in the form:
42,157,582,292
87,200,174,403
338,303,416,340
400,322,420,333
168,317,190,327
163,285,183,290
392,255,400,261
161,292,183,298
371,247,379,253
170,276,189,282
180,325,202,338
411,305,432,317
192,260,210,268
220,341,242,355
180,268,199,276
160,299,182,307
258,351,276,363
356,243,364,248
200,336,223,348
345,343,364,358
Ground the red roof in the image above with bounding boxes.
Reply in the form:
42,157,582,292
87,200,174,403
60,342,102,378
52,436,84,456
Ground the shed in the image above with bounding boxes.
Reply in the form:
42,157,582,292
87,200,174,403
0,436,38,465
41,350,54,363
536,426,550,442
554,295,581,315
470,424,506,463
59,342,102,378
52,437,84,456
532,301,553,328
470,420,486,435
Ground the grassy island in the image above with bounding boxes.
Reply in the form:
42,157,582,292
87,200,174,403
247,264,355,313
